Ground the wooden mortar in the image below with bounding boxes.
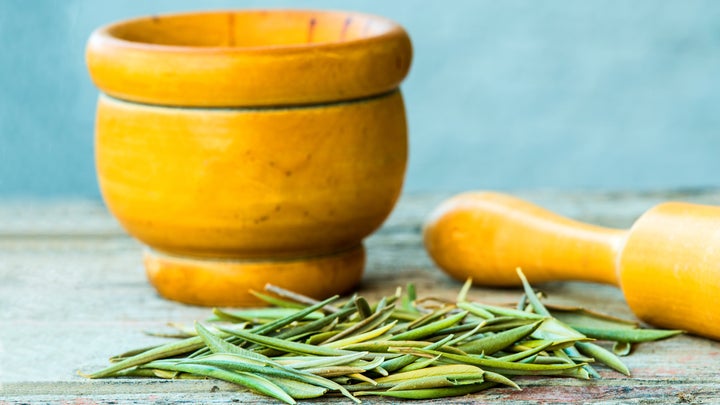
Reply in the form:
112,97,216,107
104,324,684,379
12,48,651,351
86,10,412,306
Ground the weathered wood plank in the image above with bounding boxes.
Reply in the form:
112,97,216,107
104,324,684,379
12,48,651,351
2,190,720,404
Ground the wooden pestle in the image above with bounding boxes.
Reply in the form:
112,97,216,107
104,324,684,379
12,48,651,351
424,191,720,340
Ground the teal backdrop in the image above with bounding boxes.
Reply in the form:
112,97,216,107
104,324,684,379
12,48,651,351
2,0,719,198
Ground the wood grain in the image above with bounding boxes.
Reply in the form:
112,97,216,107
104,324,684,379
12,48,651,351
2,190,720,404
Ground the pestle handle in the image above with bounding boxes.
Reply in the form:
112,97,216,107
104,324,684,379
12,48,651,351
423,192,627,287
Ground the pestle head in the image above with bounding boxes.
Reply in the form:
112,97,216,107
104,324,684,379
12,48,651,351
619,202,720,340
424,192,624,287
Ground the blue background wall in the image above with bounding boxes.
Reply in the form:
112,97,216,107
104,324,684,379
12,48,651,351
2,0,719,198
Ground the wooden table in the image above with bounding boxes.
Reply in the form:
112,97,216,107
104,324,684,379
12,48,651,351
2,190,720,404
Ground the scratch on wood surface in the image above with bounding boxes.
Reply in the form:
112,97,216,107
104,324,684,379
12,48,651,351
2,192,720,403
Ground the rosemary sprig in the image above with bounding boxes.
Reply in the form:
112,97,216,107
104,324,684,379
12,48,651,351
81,270,682,401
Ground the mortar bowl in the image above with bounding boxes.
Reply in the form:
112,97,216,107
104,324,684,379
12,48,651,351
86,10,412,306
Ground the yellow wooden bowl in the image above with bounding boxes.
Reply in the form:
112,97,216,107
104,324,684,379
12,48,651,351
86,10,412,107
86,10,412,306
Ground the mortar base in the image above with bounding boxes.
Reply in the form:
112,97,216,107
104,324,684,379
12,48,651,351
144,245,365,307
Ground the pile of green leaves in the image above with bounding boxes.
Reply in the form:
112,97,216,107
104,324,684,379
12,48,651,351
82,270,682,403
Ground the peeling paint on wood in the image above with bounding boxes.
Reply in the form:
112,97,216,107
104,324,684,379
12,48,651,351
2,190,720,404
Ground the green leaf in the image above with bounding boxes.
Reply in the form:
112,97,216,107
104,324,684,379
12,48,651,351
613,341,632,356
323,321,398,349
354,296,373,319
250,295,340,335
459,320,543,355
575,341,630,376
82,335,208,379
379,335,455,372
278,352,369,370
498,340,554,362
456,278,473,303
219,326,378,360
274,306,356,341
146,361,296,404
374,364,484,383
175,353,359,403
271,377,327,399
249,291,307,309
355,382,496,399
321,306,396,345
194,322,275,365
388,375,484,391
418,349,589,378
396,355,441,373
516,268,551,317
573,327,683,343
459,302,544,320
547,305,638,330
390,311,468,341
213,307,323,323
